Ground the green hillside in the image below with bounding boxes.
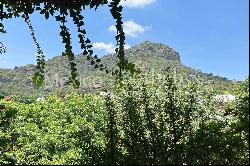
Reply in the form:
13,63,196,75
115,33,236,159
0,41,237,99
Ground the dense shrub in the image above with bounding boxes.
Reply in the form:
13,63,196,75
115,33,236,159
0,72,249,165
1,94,107,165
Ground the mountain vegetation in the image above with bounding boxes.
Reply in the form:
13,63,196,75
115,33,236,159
1,0,138,86
1,2,247,165
0,42,247,165
0,41,237,101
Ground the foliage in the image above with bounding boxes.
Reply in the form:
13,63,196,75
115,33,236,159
223,77,249,164
1,94,107,165
233,77,249,139
0,0,139,87
0,100,18,165
0,93,4,100
0,41,236,100
0,70,248,165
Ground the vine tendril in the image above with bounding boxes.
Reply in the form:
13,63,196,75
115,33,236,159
0,0,139,87
23,14,45,86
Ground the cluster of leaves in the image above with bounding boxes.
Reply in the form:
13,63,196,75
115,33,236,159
109,70,248,165
0,70,248,165
0,0,139,87
1,94,107,165
0,102,18,165
224,77,249,160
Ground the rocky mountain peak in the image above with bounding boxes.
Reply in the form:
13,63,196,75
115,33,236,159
125,41,181,62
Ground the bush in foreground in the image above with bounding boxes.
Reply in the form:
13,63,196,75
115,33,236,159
0,73,249,165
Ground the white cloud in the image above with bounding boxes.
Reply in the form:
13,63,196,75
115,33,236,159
124,44,131,49
108,0,156,8
121,0,156,8
93,42,115,54
109,20,152,38
93,42,131,54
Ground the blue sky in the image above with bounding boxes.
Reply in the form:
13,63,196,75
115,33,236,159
0,0,249,80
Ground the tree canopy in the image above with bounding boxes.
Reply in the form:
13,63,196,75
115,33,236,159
0,0,139,88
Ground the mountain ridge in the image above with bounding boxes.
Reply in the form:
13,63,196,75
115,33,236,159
0,41,237,99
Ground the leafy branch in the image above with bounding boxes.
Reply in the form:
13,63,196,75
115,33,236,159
0,0,139,87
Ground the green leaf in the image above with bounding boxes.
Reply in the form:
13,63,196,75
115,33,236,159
45,11,49,19
32,73,44,86
73,80,80,89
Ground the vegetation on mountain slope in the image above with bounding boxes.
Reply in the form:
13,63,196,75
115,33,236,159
1,0,137,86
0,41,237,101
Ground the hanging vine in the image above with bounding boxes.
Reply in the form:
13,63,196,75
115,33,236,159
0,0,138,88
109,0,140,78
23,14,46,86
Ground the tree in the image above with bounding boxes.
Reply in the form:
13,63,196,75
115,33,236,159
0,0,139,88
